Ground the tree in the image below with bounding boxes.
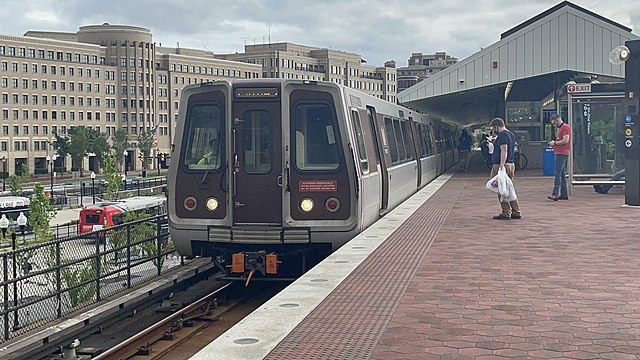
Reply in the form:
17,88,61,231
53,133,70,163
111,128,129,170
10,163,29,196
86,128,111,170
137,131,157,170
29,183,57,242
68,127,89,176
102,152,122,200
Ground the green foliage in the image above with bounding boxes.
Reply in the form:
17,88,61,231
111,128,129,170
53,133,70,159
10,163,29,196
68,127,90,176
61,258,99,307
137,131,157,170
113,211,169,268
42,245,106,309
86,128,111,169
102,152,122,200
29,183,57,242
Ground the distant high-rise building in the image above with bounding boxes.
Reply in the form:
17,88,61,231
397,52,458,92
218,42,398,103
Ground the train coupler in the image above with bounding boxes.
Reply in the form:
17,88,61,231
230,251,281,276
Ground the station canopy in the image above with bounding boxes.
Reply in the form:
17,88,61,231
398,1,639,127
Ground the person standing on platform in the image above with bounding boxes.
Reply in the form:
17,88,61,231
457,129,472,172
489,118,521,220
547,114,571,201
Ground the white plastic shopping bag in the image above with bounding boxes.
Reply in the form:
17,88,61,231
486,167,517,202
497,167,517,202
485,175,500,193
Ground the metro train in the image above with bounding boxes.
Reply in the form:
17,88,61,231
168,79,459,280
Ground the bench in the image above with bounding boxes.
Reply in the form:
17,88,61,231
572,173,615,178
572,180,625,185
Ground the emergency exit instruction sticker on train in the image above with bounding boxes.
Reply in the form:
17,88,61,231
299,180,337,192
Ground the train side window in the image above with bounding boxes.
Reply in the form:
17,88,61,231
366,107,381,166
350,110,369,174
421,125,433,156
393,119,406,161
401,120,413,160
384,117,398,163
183,104,224,170
293,102,340,171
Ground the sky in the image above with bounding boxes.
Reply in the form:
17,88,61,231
0,0,638,66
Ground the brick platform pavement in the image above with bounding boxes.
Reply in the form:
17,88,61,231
266,169,640,359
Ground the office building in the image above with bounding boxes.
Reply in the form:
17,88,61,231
219,42,398,103
1,24,261,176
397,52,458,92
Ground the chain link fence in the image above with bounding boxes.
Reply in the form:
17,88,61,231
0,214,182,342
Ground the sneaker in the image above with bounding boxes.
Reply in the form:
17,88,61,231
492,214,511,220
594,186,608,194
547,195,558,201
511,214,522,219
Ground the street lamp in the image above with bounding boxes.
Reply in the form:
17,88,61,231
17,212,27,246
123,150,128,177
1,155,6,192
0,214,8,239
91,171,96,204
46,154,58,198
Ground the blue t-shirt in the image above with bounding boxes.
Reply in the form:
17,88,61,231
491,130,516,164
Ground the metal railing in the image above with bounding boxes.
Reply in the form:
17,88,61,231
0,214,181,342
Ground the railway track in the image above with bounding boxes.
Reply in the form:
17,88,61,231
89,281,284,360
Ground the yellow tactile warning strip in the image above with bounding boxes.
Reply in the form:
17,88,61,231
265,180,464,359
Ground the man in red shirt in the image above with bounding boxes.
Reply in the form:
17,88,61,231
547,114,571,201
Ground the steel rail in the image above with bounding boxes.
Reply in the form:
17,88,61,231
93,282,233,360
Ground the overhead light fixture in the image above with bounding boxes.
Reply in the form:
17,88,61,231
504,81,513,101
609,45,630,65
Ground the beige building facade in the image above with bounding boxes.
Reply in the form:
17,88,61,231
219,42,398,103
1,24,261,177
1,25,395,178
397,52,458,93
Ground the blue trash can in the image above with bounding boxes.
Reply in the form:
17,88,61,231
543,147,555,176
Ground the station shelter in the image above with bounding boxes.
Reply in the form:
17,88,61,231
398,1,639,192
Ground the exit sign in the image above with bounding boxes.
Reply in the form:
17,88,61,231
567,84,591,93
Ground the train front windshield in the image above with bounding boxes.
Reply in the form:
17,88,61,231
183,104,224,171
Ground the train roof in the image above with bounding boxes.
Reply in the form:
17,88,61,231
83,196,166,212
0,196,30,208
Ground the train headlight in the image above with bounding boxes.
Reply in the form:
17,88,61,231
300,198,315,212
206,197,219,211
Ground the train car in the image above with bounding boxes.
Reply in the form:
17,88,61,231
168,79,458,280
78,196,167,236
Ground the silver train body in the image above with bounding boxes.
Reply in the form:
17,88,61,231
168,79,458,277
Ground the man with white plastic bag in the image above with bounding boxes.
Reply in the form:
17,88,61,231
487,118,521,220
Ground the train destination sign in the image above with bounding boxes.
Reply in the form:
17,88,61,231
299,180,337,192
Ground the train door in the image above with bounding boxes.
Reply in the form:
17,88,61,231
231,87,282,225
367,106,388,212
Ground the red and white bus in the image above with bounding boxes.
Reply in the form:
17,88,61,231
78,196,167,236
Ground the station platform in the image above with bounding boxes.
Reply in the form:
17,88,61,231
192,161,639,360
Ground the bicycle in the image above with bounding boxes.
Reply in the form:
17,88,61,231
514,151,528,171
